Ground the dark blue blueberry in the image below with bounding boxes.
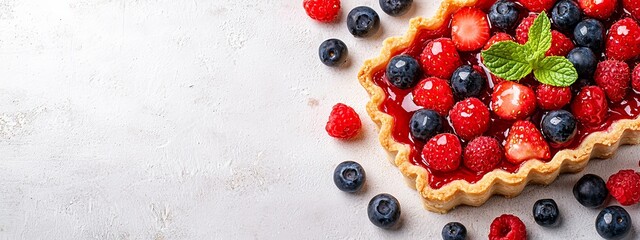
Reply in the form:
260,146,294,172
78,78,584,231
567,47,597,79
551,0,581,32
450,65,485,99
573,19,605,52
541,110,577,145
379,0,413,16
347,6,380,38
596,206,632,240
368,193,401,229
386,55,422,89
442,222,467,240
319,39,348,67
409,109,443,141
573,174,609,208
489,0,520,31
333,161,366,192
571,78,593,96
533,199,560,227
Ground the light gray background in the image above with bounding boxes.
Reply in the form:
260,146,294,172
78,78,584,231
0,0,638,239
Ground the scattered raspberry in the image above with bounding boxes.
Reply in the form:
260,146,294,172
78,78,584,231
491,81,537,120
606,18,640,61
303,0,341,23
547,31,574,56
579,0,617,19
623,0,640,20
463,136,504,173
422,133,462,172
594,60,631,103
633,64,640,92
412,77,455,116
607,170,640,206
420,38,463,79
518,0,555,12
489,214,527,240
536,84,572,110
483,33,515,51
572,86,608,126
504,121,551,164
450,98,490,141
325,103,361,139
451,7,491,52
515,14,537,44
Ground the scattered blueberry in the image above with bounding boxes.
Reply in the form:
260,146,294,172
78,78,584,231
541,110,577,145
409,109,443,141
347,6,380,38
450,65,485,99
368,193,401,229
489,0,520,31
319,39,348,67
573,174,609,208
379,0,413,16
533,199,560,227
573,19,604,52
333,161,366,192
442,222,467,240
567,47,597,79
551,0,581,32
596,206,632,240
386,55,422,89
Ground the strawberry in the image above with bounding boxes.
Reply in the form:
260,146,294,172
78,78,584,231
571,86,608,126
594,60,631,103
463,136,504,173
579,0,617,19
547,31,574,56
536,84,572,110
633,64,640,92
504,120,551,164
607,170,640,206
517,0,556,12
420,38,463,79
412,77,455,116
491,81,537,120
450,98,491,140
483,33,515,51
451,7,491,52
422,133,462,172
623,0,640,20
606,18,640,61
325,103,362,139
515,14,537,44
303,0,341,23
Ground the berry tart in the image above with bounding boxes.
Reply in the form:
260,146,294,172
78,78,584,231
358,0,640,213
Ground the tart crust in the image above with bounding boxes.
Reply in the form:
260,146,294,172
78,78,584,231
357,0,640,213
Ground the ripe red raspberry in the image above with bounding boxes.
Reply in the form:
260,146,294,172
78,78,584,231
547,31,574,57
515,14,537,44
489,214,527,240
463,136,503,173
606,18,640,61
572,86,608,126
607,170,640,206
412,77,455,116
633,64,640,92
422,133,462,172
536,84,572,110
594,60,631,103
517,0,555,12
325,103,361,139
303,0,340,23
483,33,514,51
450,98,490,141
420,38,463,80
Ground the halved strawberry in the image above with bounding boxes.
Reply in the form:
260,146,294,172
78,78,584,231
504,120,551,164
451,7,491,52
491,81,537,120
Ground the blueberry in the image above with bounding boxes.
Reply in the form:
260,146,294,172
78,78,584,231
386,55,422,89
347,6,380,38
333,161,366,192
442,222,467,240
409,109,443,141
571,78,593,95
533,199,560,227
541,110,577,145
573,174,609,208
489,0,520,31
551,0,581,32
596,206,632,240
319,39,348,67
379,0,413,16
573,19,604,52
567,47,597,79
451,65,485,99
368,193,401,229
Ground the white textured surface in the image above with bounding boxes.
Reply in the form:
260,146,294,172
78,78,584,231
1,0,639,239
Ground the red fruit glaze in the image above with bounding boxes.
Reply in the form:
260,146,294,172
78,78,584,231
489,214,527,240
607,169,640,206
606,18,640,61
451,7,491,52
412,77,455,116
491,81,537,120
572,86,609,126
536,84,572,110
420,38,463,79
464,136,503,172
422,133,462,172
594,60,631,103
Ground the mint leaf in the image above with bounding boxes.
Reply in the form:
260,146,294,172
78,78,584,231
525,12,552,58
481,41,533,80
533,56,578,87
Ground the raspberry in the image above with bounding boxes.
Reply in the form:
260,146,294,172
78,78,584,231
422,133,462,172
572,86,608,126
594,60,631,103
547,31,574,57
420,38,463,80
489,214,527,240
303,0,340,23
633,64,640,92
536,84,572,110
463,136,503,173
325,103,361,139
450,98,490,141
607,170,640,206
412,77,455,116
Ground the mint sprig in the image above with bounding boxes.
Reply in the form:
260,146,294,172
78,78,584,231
481,13,577,87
